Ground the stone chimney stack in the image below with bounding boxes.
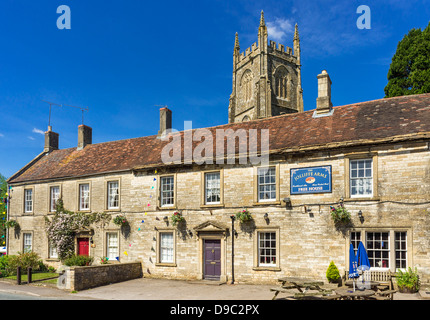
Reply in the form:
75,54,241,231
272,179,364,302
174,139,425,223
77,124,92,150
158,107,172,137
316,70,333,114
44,126,59,152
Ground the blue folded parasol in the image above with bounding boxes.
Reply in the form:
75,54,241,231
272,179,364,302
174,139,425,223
356,241,371,271
348,243,359,278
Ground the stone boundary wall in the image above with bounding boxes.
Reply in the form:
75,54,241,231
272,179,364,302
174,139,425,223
57,261,142,291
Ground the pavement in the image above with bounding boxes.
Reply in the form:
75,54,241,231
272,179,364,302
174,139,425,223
0,277,428,300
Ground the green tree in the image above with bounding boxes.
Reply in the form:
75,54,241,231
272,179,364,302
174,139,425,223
0,174,7,248
385,22,430,97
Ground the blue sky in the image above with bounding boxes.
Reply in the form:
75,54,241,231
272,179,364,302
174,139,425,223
0,0,429,178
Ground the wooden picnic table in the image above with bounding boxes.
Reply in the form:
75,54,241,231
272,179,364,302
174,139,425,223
335,287,376,300
271,277,333,300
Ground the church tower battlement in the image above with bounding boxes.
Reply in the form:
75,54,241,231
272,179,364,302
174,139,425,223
228,11,304,123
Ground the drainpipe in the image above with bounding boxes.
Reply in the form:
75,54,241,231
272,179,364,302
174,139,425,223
230,215,235,284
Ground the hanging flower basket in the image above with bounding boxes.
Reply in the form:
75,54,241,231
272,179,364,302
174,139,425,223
113,214,128,227
235,209,253,223
330,205,351,224
5,220,19,229
171,211,185,226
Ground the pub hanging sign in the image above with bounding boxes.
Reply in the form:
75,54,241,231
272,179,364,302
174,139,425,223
290,165,332,194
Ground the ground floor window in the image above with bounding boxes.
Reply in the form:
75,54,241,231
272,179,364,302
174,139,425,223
350,229,409,271
366,232,390,268
106,232,119,261
350,231,361,255
395,231,407,269
258,231,277,266
23,233,32,253
160,232,174,263
49,244,58,259
156,230,176,266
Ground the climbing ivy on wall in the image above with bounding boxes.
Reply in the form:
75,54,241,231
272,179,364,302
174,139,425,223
44,198,111,261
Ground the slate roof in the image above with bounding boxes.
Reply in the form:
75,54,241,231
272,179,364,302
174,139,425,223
8,93,430,184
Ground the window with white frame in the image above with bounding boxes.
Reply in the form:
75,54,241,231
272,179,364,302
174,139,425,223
160,232,174,263
160,176,174,207
106,232,119,261
205,172,220,204
366,232,390,268
107,181,119,209
50,186,60,212
350,231,361,256
395,232,407,269
258,231,277,266
350,159,373,197
24,189,33,213
79,184,90,211
257,167,276,202
49,243,58,259
23,233,32,253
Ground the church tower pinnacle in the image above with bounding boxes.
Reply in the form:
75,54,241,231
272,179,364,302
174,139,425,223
228,12,304,123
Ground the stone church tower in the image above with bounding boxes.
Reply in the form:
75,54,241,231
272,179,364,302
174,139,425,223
228,11,304,123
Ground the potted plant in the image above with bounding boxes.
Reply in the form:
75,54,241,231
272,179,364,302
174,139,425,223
326,261,341,284
235,209,253,223
113,214,128,227
396,267,420,293
171,211,185,226
330,205,351,224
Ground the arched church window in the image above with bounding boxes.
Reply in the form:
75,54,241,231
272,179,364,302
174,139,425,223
274,67,290,99
241,70,253,101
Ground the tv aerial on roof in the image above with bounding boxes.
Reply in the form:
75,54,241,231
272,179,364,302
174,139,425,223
42,100,89,127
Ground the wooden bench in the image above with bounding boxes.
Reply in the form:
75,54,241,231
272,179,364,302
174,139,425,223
346,270,394,290
345,269,396,300
363,270,394,291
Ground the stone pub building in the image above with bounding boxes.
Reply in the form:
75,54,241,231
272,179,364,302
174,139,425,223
6,13,430,285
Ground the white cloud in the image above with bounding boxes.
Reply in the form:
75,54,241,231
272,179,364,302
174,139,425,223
32,128,44,135
28,136,35,141
267,17,294,42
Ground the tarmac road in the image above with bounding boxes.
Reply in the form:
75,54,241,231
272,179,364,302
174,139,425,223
0,277,426,300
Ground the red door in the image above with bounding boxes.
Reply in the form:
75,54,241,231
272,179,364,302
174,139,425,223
77,238,89,256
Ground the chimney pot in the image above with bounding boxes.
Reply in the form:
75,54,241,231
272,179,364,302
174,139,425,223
44,127,59,152
158,107,172,137
316,70,333,114
78,125,92,150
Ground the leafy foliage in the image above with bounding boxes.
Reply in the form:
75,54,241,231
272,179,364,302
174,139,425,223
330,204,351,224
0,173,8,247
396,267,420,292
44,198,111,261
235,209,253,223
63,254,94,267
326,261,340,283
113,214,128,226
385,22,430,97
171,211,184,226
7,252,41,273
0,254,11,277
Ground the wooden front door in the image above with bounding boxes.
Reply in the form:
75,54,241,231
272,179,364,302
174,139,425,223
204,239,221,280
77,238,89,256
